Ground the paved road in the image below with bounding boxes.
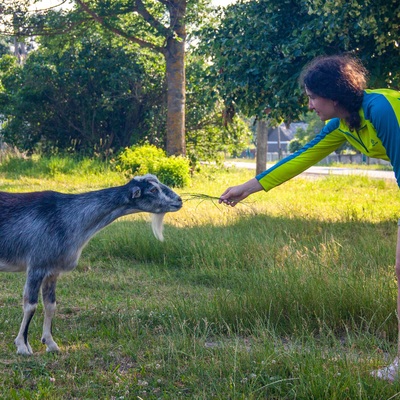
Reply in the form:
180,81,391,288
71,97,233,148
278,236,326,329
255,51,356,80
226,161,396,182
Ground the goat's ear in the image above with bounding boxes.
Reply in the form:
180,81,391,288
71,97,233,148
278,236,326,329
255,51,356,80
131,187,141,198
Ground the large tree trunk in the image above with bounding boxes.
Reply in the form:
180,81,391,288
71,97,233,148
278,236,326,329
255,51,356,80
165,40,186,156
165,0,186,156
67,0,189,156
256,120,268,175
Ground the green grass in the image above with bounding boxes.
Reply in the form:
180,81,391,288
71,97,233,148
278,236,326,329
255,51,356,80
1,157,400,398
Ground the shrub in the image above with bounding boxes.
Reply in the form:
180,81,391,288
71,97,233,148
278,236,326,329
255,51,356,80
116,145,165,176
156,156,191,188
116,144,191,188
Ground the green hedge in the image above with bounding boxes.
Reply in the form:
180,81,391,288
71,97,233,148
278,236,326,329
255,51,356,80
116,144,191,188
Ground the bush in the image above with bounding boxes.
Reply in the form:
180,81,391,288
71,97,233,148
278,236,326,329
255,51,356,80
156,157,191,188
116,144,191,188
116,145,165,175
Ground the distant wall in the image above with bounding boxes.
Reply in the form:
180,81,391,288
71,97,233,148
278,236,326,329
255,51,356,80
240,150,391,166
312,153,390,166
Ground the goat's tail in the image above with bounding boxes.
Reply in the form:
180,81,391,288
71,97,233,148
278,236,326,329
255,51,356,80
151,213,165,241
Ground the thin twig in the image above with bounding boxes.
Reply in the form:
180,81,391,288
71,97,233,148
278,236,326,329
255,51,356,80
182,193,221,201
180,193,222,209
181,193,252,209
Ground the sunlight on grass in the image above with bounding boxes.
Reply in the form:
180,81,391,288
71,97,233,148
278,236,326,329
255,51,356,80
1,159,400,398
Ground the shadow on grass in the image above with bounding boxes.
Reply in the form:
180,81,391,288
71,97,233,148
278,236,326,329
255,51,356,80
1,214,399,398
76,214,398,342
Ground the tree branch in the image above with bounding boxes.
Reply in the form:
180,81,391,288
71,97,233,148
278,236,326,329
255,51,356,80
133,0,171,37
74,0,165,54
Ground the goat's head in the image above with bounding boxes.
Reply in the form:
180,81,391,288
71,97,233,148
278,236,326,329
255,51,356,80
127,174,182,241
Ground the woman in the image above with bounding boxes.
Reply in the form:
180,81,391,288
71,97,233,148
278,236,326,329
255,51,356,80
220,55,399,205
219,54,400,380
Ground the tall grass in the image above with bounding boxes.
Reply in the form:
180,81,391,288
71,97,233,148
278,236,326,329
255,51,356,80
0,155,126,192
1,157,400,398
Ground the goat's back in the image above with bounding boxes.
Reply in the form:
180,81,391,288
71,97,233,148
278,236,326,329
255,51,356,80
0,191,79,272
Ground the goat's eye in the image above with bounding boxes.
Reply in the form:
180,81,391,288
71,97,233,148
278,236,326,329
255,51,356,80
150,187,158,194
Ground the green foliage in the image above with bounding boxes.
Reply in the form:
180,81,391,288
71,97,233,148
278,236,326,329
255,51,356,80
0,37,12,58
116,144,191,187
289,112,324,152
0,0,215,158
198,0,400,123
305,0,400,88
185,52,253,164
0,31,167,157
288,138,303,153
0,54,18,98
187,114,252,165
288,112,356,154
156,156,191,188
116,145,166,176
198,0,313,122
0,20,251,163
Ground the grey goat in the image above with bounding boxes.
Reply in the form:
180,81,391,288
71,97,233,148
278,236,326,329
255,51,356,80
0,174,182,355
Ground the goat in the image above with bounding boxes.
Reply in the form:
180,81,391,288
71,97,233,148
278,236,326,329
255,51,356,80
0,174,182,355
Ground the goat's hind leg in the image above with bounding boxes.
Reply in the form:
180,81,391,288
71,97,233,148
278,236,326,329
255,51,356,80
41,274,60,352
15,269,45,355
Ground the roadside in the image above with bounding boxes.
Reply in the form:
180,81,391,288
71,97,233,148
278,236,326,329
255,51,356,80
225,161,396,182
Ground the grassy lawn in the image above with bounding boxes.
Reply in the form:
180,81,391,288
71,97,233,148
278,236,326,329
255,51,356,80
1,159,400,399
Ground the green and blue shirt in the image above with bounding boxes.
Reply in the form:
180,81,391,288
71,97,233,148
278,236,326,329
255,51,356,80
256,89,400,190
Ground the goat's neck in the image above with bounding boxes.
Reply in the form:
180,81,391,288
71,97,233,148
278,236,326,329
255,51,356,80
68,185,135,242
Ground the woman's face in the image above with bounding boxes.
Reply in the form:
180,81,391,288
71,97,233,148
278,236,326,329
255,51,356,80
305,88,338,121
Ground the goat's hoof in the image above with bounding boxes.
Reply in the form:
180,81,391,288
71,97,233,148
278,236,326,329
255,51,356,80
46,345,60,353
16,345,33,356
15,338,33,355
42,338,60,353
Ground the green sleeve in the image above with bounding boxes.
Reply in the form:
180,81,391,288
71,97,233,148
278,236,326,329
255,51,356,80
256,119,346,191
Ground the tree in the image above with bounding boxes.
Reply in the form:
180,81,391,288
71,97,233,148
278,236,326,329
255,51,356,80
0,0,213,156
305,0,400,88
185,52,252,164
203,0,399,118
73,0,189,156
0,37,13,58
198,0,316,123
198,0,316,171
288,112,324,153
198,0,400,158
0,23,250,160
0,32,167,156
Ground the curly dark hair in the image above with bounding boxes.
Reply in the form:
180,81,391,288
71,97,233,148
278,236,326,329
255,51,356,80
300,55,368,131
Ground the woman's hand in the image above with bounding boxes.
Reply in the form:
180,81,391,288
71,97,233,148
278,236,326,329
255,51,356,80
219,178,263,207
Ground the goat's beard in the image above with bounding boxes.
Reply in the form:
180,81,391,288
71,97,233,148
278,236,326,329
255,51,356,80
151,213,165,241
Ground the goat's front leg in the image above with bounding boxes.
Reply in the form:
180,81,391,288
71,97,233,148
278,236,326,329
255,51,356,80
41,274,60,352
371,219,400,381
15,269,45,355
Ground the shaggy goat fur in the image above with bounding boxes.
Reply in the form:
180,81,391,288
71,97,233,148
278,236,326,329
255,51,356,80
0,174,182,355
